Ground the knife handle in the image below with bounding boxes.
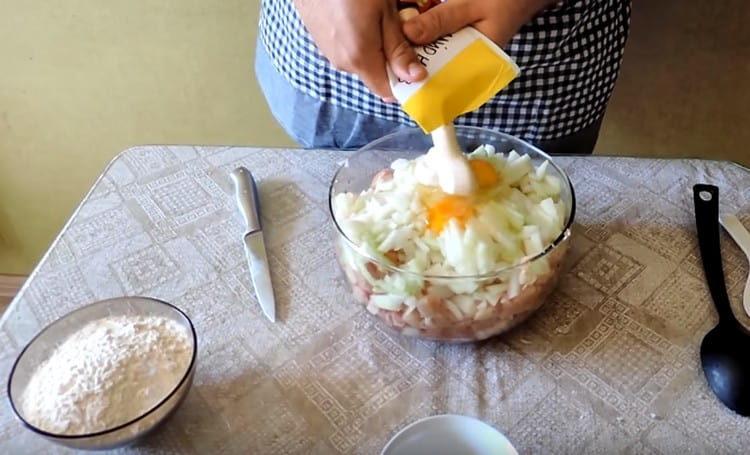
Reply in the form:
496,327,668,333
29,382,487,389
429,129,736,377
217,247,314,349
230,167,262,232
693,184,735,326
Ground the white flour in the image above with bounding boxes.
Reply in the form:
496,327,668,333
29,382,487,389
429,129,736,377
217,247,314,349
20,315,192,435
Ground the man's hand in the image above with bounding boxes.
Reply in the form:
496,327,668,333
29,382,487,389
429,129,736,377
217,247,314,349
403,0,556,48
294,0,427,101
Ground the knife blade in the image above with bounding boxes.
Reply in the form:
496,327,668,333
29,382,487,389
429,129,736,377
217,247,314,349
720,214,750,318
230,167,276,322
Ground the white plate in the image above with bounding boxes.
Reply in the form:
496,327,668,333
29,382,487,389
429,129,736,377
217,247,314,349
381,414,517,455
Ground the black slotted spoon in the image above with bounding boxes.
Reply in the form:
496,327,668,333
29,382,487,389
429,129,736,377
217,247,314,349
694,184,750,416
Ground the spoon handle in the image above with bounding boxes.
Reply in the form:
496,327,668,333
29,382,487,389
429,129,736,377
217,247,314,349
693,184,735,326
720,214,750,318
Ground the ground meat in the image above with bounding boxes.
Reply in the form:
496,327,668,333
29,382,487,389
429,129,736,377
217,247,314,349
337,240,570,342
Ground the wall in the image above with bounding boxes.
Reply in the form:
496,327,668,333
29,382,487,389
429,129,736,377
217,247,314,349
598,0,750,162
0,0,292,274
1,1,748,274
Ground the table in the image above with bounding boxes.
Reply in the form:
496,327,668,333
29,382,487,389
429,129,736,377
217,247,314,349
1,146,749,454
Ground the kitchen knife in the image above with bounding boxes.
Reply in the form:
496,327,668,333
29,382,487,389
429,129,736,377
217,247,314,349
720,214,750,318
230,167,276,322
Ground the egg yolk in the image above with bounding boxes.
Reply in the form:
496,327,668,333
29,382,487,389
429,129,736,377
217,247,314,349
428,195,475,233
424,159,499,233
469,159,500,188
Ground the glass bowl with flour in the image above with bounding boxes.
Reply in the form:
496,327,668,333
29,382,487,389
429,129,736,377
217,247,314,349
7,297,197,450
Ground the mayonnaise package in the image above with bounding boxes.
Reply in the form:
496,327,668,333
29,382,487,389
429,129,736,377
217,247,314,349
387,20,520,133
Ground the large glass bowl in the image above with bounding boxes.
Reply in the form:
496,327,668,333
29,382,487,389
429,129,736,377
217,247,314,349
329,126,576,342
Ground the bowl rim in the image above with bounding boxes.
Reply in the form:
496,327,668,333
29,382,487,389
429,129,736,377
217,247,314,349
328,126,577,280
6,296,198,440
380,413,518,455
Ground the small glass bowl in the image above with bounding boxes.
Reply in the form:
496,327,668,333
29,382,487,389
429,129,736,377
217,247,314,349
6,297,198,450
329,126,576,342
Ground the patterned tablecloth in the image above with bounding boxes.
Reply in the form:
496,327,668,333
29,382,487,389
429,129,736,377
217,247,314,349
1,146,750,454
